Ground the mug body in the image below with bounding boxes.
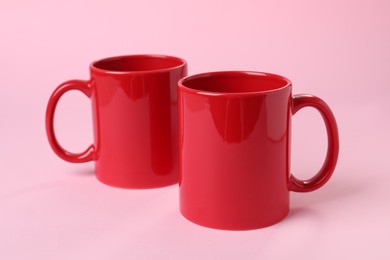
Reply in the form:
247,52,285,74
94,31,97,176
178,71,292,229
90,55,187,188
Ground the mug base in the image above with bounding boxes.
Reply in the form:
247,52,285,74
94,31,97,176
95,174,178,189
180,207,290,231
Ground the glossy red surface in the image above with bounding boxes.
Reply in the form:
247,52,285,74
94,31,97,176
46,55,187,188
178,71,339,230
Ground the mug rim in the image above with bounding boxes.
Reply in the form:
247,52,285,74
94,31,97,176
90,54,187,74
178,71,292,96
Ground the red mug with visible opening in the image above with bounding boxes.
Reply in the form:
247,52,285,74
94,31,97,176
46,54,187,188
178,71,339,230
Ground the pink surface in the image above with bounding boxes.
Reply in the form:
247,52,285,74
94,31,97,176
1,0,389,259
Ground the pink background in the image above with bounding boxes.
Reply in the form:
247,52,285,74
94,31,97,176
1,0,389,259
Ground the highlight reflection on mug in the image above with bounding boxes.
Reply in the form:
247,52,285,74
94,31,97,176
210,97,262,143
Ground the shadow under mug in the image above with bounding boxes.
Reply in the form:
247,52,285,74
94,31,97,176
46,54,187,188
178,71,339,230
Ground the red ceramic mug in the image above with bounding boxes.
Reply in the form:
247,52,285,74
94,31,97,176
46,54,187,188
178,71,339,230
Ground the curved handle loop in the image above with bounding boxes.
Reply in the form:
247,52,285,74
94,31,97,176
289,94,339,192
45,80,95,163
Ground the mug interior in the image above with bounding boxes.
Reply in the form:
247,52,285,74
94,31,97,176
92,55,185,72
180,72,290,93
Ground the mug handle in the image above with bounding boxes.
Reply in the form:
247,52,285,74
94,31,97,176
289,94,339,192
45,80,95,163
